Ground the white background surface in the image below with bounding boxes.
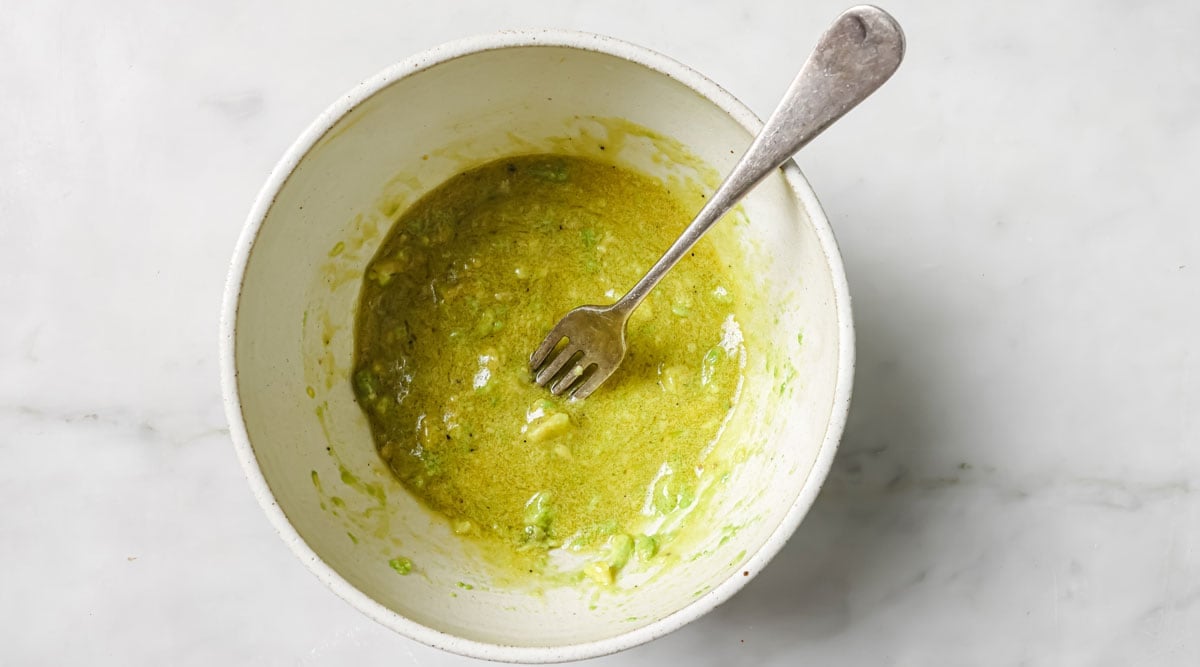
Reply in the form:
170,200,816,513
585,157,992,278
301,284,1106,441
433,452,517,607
3,0,1198,664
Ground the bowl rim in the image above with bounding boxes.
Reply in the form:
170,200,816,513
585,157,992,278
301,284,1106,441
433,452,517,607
219,28,855,664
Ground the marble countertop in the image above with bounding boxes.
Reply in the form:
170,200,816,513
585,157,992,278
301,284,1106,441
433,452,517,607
3,0,1198,664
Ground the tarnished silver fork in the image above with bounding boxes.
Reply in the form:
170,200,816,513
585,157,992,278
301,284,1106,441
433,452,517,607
530,5,905,399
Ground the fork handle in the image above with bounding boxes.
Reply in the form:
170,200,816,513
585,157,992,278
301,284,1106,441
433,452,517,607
611,5,905,317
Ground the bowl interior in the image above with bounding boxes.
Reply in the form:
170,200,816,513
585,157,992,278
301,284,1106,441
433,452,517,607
229,40,846,654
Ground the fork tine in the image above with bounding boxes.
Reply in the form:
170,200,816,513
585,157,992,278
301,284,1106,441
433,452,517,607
534,346,581,387
530,329,565,370
568,364,612,400
549,361,591,396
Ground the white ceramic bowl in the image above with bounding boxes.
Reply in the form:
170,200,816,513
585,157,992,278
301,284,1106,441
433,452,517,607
220,30,854,662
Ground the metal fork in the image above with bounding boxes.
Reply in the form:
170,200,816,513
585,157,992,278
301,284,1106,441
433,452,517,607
530,5,905,399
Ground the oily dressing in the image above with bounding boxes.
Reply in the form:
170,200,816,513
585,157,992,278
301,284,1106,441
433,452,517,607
352,155,746,582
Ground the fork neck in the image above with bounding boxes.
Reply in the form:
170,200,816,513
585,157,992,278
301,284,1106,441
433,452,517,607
610,190,736,320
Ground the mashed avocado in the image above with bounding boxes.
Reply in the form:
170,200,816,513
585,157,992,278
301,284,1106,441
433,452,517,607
352,154,744,578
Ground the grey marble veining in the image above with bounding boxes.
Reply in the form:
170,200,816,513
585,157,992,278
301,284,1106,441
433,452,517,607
2,0,1198,664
